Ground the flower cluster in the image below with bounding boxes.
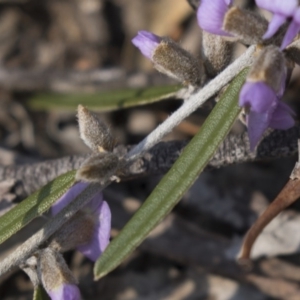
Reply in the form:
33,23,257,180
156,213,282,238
256,0,300,49
197,0,296,149
132,0,298,150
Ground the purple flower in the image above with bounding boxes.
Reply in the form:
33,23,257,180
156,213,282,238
132,31,161,60
239,82,294,150
281,7,300,49
48,283,81,300
256,0,297,39
37,248,82,300
51,182,111,261
256,0,300,48
197,0,232,36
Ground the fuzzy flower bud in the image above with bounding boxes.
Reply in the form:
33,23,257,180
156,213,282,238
77,105,116,153
76,152,120,184
37,248,81,300
197,0,268,45
132,30,205,86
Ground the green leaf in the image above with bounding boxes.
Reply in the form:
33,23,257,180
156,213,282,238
33,286,50,300
28,85,181,112
94,68,249,279
0,170,76,245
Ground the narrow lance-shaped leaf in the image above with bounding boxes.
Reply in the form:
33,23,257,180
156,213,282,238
28,85,181,112
0,170,76,245
94,68,249,279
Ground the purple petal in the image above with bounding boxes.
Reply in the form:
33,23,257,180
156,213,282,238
269,102,295,129
281,9,300,49
255,0,297,16
247,111,271,150
263,14,287,39
224,0,233,5
197,0,231,36
239,82,277,113
84,189,105,213
132,31,161,60
51,182,104,216
77,201,111,261
51,182,90,216
51,182,109,261
48,283,81,300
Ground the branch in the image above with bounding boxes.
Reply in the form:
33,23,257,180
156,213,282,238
1,125,299,200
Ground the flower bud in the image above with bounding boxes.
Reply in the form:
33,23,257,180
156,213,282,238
37,248,81,300
152,38,205,86
76,152,120,184
247,45,286,94
77,105,116,153
132,31,205,86
223,7,268,45
201,31,234,77
197,0,268,45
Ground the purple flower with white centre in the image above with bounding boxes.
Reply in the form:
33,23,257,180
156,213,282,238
51,182,111,261
239,82,294,150
197,0,232,36
48,283,81,300
255,0,298,39
132,31,161,60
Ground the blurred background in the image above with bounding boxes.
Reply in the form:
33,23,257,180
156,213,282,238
0,0,300,299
